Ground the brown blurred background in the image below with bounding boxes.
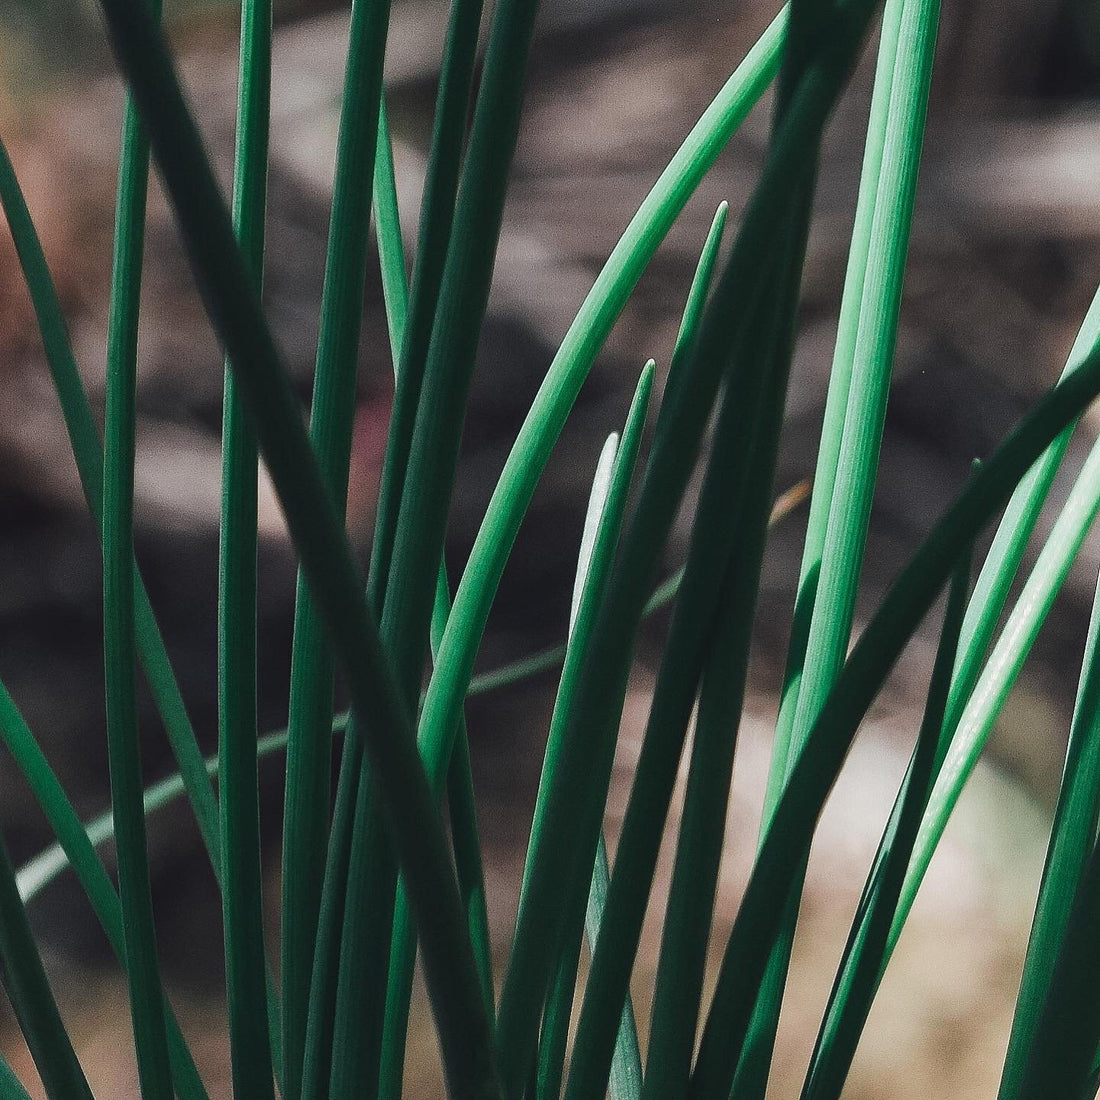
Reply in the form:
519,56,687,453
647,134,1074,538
3,0,1100,1094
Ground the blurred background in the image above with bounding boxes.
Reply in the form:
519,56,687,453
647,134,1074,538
3,0,1100,1094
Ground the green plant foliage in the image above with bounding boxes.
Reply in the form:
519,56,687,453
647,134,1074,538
5,0,1100,1095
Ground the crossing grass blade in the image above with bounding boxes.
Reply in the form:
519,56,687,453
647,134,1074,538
688,350,1100,1100
740,0,941,1086
0,830,91,1099
1015,833,1100,1098
13,484,809,914
498,10,879,1093
0,119,221,884
278,0,394,1090
886,432,1100,956
801,547,971,1100
219,0,276,1092
0,684,209,1098
533,361,653,1100
533,205,727,1100
999,559,1100,1097
414,7,788,855
93,0,499,1094
103,58,174,1098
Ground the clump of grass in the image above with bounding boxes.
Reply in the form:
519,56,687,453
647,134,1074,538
3,0,1100,1096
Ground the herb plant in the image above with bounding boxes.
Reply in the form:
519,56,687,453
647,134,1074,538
3,0,1100,1096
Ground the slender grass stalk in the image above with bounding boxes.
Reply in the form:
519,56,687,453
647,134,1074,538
0,126,221,879
415,7,788,877
499,13,876,1093
886,433,1100,953
533,205,726,1100
532,360,653,1100
362,65,497,1099
1016,833,1100,1098
999,560,1100,1097
326,0,542,1089
0,831,91,1099
103,66,174,1098
94,2,498,1094
801,548,971,1100
796,282,1100,1096
301,0,485,1081
368,0,486,604
584,842,643,1100
572,179,815,1100
740,0,941,1086
689,353,1100,1100
15,486,809,912
279,0,394,1090
0,685,209,1098
219,0,275,1092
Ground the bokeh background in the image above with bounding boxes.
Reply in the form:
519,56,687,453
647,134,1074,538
3,0,1100,1094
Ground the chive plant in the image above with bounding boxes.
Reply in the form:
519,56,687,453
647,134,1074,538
4,0,1100,1096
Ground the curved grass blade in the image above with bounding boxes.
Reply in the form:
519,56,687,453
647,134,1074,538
501,13,878,1093
0,686,208,1097
94,2,498,1093
535,205,726,1100
343,74,495,1098
999,559,1100,1098
886,433,1100,955
573,182,813,1100
0,121,221,884
278,0,394,1090
740,0,941,1087
801,547,971,1100
535,364,653,1100
103,69,174,1099
328,0,543,1088
1016,835,1100,1098
219,0,275,1092
688,359,1100,1100
0,831,91,1099
367,0,486,604
415,9,788,889
15,483,809,913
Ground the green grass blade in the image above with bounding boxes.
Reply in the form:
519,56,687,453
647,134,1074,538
0,121,221,883
535,431,621,1100
415,8,787,856
999,560,1100,1097
740,0,940,1086
535,367,652,1100
368,0,485,605
219,0,275,1092
689,352,1100,1100
1015,837,1100,1097
499,15,875,1092
374,93,408,361
329,0,542,1087
103,82,174,1100
533,208,726,1100
358,82,499,1100
576,184,813,1100
0,687,208,1098
94,3,498,1094
801,548,971,1100
0,831,91,1099
584,840,643,1100
279,0,393,1090
887,433,1100,953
